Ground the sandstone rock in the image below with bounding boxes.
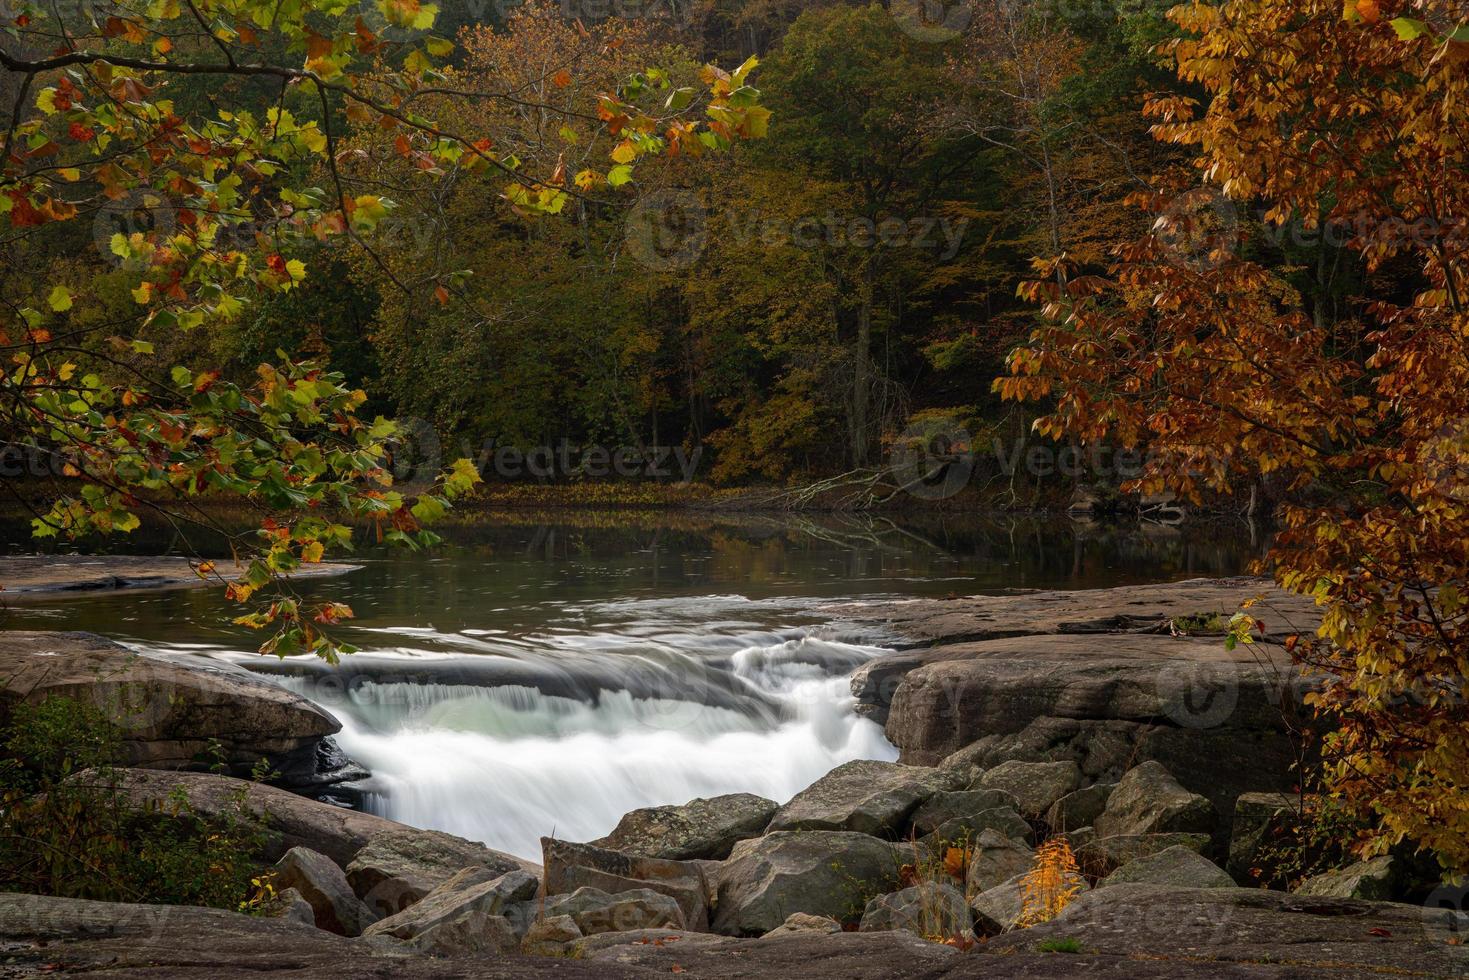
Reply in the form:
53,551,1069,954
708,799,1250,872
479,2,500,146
1227,791,1300,881
1295,856,1397,900
978,760,1082,817
274,887,317,928
859,882,971,938
543,886,685,935
712,831,903,936
521,914,583,955
768,760,960,837
971,872,1088,934
274,846,376,936
965,830,1035,894
577,927,960,977
364,868,538,944
0,631,339,785
401,910,520,956
924,806,1033,848
541,837,708,931
937,742,989,782
1095,762,1215,838
347,829,535,917
907,789,1020,837
1101,846,1234,889
986,883,1469,978
105,768,394,865
592,793,776,860
762,912,843,937
1047,782,1116,833
1076,833,1211,878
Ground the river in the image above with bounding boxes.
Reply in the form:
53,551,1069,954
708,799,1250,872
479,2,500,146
0,512,1260,860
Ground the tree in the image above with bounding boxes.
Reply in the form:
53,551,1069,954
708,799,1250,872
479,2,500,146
998,0,1469,872
0,0,766,657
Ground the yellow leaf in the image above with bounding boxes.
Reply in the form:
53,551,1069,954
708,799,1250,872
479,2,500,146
611,140,637,164
47,285,73,312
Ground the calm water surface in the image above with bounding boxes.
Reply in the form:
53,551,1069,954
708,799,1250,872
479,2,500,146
1,513,1261,859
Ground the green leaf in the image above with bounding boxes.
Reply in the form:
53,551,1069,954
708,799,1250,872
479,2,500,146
47,286,73,312
607,165,633,188
1390,17,1428,39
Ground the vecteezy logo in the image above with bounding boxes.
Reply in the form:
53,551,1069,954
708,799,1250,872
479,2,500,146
887,415,974,500
624,189,707,271
385,417,443,493
1154,185,1240,273
1157,662,1241,730
889,0,973,43
93,190,178,270
1417,419,1469,503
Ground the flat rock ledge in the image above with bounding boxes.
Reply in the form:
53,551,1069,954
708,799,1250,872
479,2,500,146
0,553,357,596
0,630,350,788
839,578,1325,816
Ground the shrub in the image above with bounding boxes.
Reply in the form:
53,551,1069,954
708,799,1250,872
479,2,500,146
0,695,271,908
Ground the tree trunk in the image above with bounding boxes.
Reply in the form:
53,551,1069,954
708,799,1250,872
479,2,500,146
850,262,874,467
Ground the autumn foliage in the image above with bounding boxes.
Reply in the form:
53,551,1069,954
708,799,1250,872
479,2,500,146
1000,0,1469,873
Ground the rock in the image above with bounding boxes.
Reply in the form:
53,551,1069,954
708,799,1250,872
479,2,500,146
907,789,1020,837
924,806,1033,848
364,868,538,946
767,760,960,837
849,580,1322,822
1295,856,1397,900
0,631,340,786
978,760,1082,817
986,884,1469,977
1227,791,1300,881
543,886,685,935
402,909,520,957
0,555,354,596
970,872,1088,934
273,887,317,928
937,742,989,782
1046,782,1116,833
578,928,960,977
104,768,404,866
521,914,583,955
1076,833,1211,877
274,846,376,936
965,829,1035,894
0,891,645,977
1101,846,1235,889
1095,762,1215,838
541,837,708,932
762,912,843,937
859,882,971,938
347,828,536,917
1064,825,1096,851
712,831,904,936
591,793,776,860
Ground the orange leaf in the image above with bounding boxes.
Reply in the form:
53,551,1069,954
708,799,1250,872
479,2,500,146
551,69,572,88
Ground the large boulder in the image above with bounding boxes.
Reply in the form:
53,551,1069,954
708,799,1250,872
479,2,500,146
768,760,959,837
712,831,904,936
923,806,1033,848
576,927,960,977
520,914,583,956
541,837,708,932
1095,762,1215,838
591,793,776,860
859,882,971,938
1076,833,1211,878
761,912,843,937
104,768,397,866
965,830,1035,894
907,789,1019,837
543,886,686,935
1295,856,1398,900
363,867,537,949
346,828,536,917
1100,846,1235,889
977,760,1082,817
0,631,340,786
970,872,1088,934
273,846,376,936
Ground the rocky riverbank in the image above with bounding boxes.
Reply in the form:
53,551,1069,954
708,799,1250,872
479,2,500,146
0,554,357,597
0,576,1463,976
